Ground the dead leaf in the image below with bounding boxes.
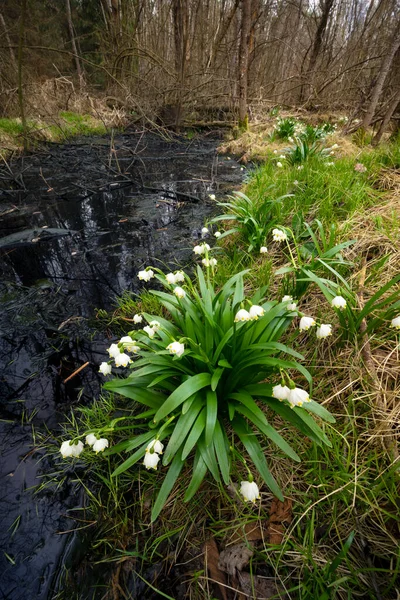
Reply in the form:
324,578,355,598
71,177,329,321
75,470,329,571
218,544,254,576
237,571,285,599
204,537,228,600
266,497,292,545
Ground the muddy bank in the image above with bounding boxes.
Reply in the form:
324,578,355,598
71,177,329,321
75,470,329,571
0,129,247,599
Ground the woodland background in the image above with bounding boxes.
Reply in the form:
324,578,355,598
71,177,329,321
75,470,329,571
1,0,400,135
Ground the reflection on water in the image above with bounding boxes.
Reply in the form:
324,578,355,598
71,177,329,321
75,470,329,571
0,131,245,599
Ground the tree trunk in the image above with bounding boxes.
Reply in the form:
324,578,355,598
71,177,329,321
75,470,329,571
300,0,335,104
18,0,28,152
65,0,84,88
0,11,17,71
238,0,251,130
361,29,400,130
371,89,400,146
172,0,190,131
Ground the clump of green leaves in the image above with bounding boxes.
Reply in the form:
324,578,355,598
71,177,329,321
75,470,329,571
103,264,334,520
210,190,292,252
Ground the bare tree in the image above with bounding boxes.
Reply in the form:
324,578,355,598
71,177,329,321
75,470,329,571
238,0,251,129
65,0,84,88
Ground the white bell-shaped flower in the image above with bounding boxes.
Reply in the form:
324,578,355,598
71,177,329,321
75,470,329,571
150,320,161,331
167,341,185,357
316,324,332,339
133,314,143,324
93,438,109,453
272,384,290,401
249,305,265,320
85,433,97,446
240,480,260,503
391,315,400,329
299,316,316,331
214,231,222,238
288,387,310,407
99,362,112,376
143,325,156,338
174,271,185,283
166,272,177,284
146,439,164,454
331,296,347,310
115,352,132,367
201,227,209,235
174,287,186,299
143,451,160,470
234,309,251,323
272,228,288,242
60,440,84,458
107,343,120,358
260,246,268,253
138,269,154,282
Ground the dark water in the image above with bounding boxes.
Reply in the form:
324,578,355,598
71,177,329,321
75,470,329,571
0,130,245,599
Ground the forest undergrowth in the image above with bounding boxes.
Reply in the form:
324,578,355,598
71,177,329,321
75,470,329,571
43,121,400,600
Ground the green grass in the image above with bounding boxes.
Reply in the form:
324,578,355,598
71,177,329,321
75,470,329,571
46,134,400,599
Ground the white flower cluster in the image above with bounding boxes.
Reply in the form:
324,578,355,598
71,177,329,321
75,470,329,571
60,434,109,458
143,439,164,470
193,243,210,255
234,305,265,322
202,257,217,267
165,271,185,285
138,269,154,282
272,383,311,408
272,228,288,242
282,295,297,312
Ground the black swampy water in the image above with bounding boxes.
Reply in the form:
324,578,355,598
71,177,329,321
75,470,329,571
0,130,246,600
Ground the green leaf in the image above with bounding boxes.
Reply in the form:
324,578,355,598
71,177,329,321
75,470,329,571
198,436,221,482
184,449,208,502
181,407,207,460
232,416,283,500
163,396,203,464
235,404,300,462
111,441,149,476
218,359,232,369
213,420,230,484
211,367,224,391
303,400,335,423
205,390,218,447
151,451,185,521
154,372,211,423
103,383,166,409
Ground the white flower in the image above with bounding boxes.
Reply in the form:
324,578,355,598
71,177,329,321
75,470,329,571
279,154,286,159
287,387,310,407
331,295,347,310
234,309,251,323
293,180,299,185
138,269,154,282
166,272,177,284
316,324,332,339
120,335,136,351
115,352,132,367
249,305,265,320
174,271,185,283
193,243,210,255
133,314,143,324
272,384,290,401
202,257,218,267
299,316,316,331
273,150,278,154
240,480,260,503
276,161,283,168
326,162,334,166
332,144,339,149
201,227,209,235
260,246,268,254
60,440,84,459
85,434,97,446
107,343,120,358
209,194,216,200
391,315,400,329
143,325,156,338
297,165,304,170
282,295,297,311
150,320,161,331
93,438,109,453
167,341,185,357
146,439,164,454
174,286,186,299
288,136,294,143
272,228,288,242
143,451,160,470
99,362,112,376
214,231,222,238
